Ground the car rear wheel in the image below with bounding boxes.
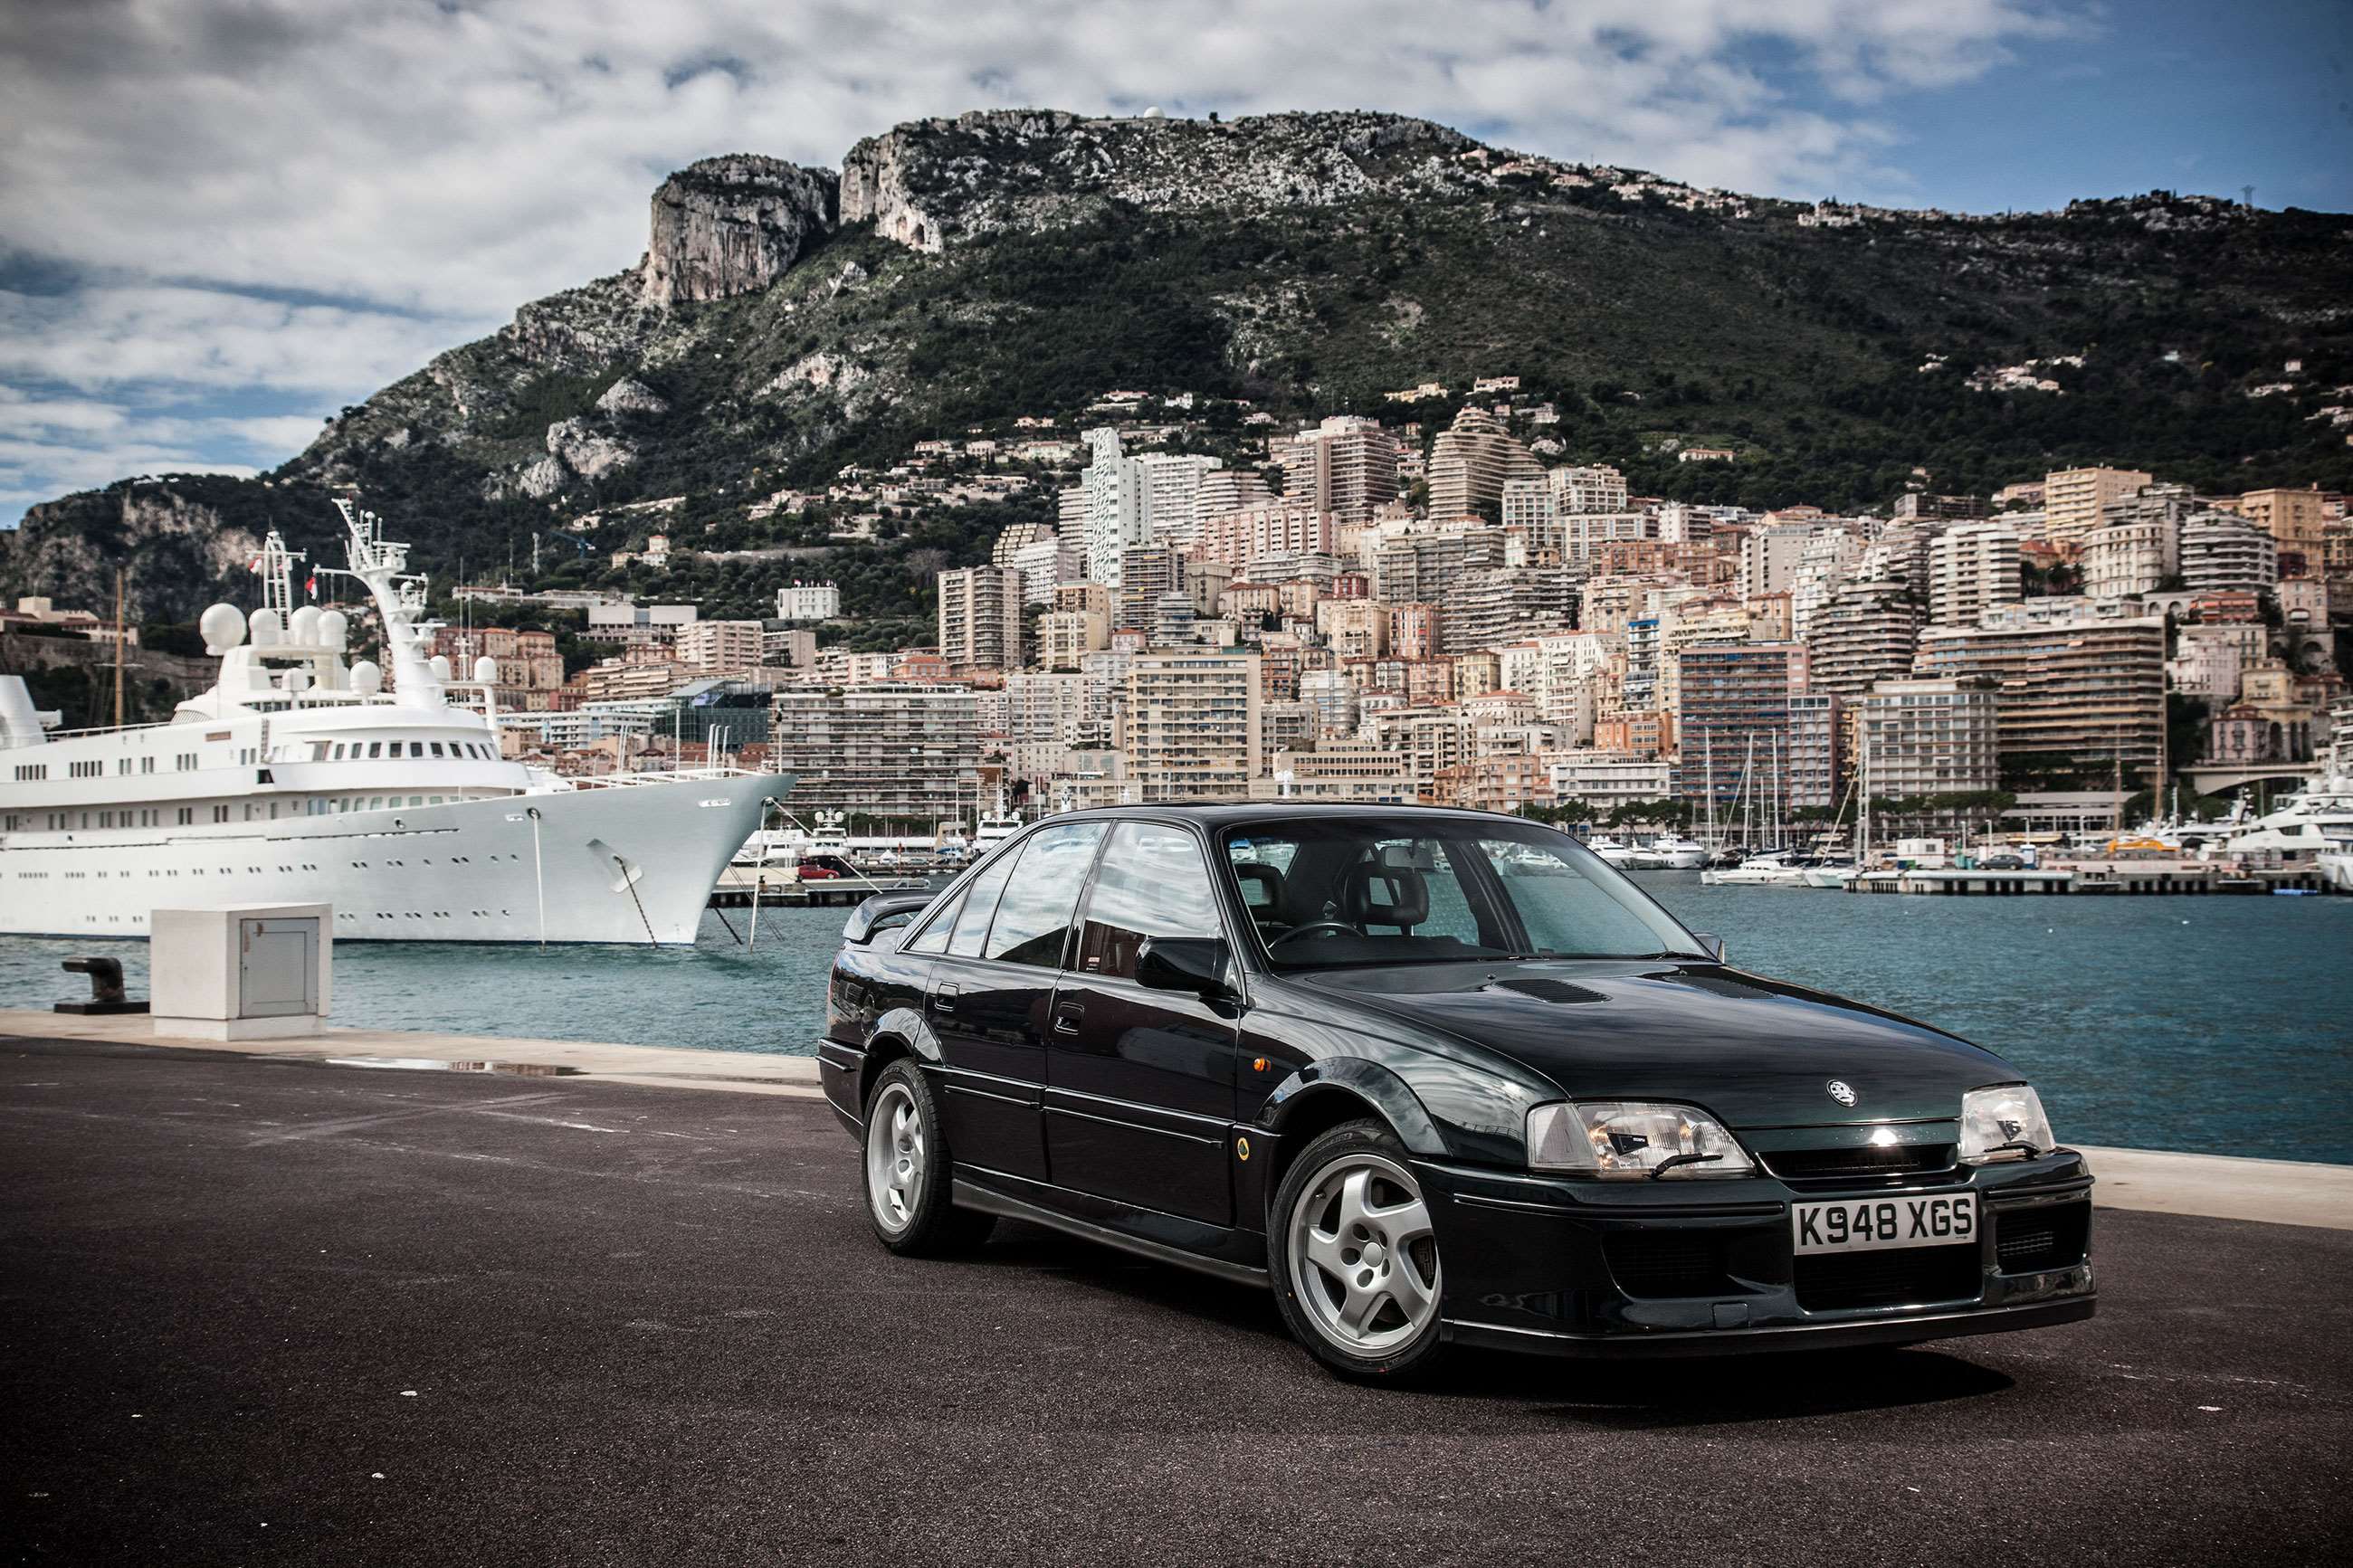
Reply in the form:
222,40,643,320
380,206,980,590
861,1059,994,1255
1272,1119,1449,1381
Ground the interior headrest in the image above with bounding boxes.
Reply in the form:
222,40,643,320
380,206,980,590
1340,861,1428,928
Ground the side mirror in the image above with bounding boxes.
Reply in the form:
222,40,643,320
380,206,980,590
1692,931,1727,963
1136,936,1234,999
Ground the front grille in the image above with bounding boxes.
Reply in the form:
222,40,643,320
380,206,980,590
1763,1144,1958,1182
1605,1231,1734,1298
1995,1201,2091,1273
1796,1247,1981,1312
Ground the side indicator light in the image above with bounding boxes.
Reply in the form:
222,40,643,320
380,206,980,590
1235,1136,1252,1162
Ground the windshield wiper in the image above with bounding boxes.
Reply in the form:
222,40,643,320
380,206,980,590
1650,1152,1724,1180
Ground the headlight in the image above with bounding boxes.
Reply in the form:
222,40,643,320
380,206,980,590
1959,1084,2054,1164
1526,1101,1754,1179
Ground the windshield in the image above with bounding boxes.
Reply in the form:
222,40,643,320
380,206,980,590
1222,816,1706,970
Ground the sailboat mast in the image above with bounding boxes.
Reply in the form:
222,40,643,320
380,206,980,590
111,568,125,729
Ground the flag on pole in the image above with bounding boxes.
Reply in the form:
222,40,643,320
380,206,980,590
305,574,318,599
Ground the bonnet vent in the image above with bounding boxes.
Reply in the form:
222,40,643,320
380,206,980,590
1491,978,1606,1005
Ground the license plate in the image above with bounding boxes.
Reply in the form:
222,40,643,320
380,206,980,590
1792,1193,1977,1255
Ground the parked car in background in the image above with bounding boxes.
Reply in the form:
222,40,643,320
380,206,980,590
819,805,2095,1380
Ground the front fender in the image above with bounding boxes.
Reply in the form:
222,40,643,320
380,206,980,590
1257,1057,1446,1156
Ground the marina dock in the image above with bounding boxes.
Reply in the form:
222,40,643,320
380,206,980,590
706,866,933,908
1848,863,2337,895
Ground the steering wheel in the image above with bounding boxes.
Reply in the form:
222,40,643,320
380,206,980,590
1268,920,1359,950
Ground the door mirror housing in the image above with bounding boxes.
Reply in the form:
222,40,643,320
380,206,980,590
1691,931,1727,963
1135,936,1234,999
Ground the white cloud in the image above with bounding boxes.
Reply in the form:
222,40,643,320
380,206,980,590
0,0,2082,523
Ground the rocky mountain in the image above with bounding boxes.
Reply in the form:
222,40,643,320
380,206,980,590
6,107,2350,625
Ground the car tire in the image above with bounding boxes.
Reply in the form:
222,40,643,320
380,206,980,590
861,1059,995,1256
1271,1118,1451,1382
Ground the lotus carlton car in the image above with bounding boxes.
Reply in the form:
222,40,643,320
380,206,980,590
818,804,2095,1380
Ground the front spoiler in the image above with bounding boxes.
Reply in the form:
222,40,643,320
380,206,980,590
1444,1294,2095,1359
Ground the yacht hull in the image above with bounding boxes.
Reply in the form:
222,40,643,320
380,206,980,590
1,774,788,945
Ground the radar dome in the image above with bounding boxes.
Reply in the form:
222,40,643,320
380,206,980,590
472,655,499,684
318,609,348,650
428,654,452,681
287,604,322,643
350,660,383,695
247,608,281,646
199,603,245,654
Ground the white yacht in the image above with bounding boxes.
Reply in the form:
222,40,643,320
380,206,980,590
1582,834,1643,868
1700,851,1811,888
2195,771,2353,869
1636,835,1709,870
0,499,787,944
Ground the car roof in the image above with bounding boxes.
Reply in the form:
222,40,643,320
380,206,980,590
1050,802,1543,826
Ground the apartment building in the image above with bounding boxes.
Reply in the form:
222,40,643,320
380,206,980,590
1546,749,1673,811
1806,577,1923,698
1271,415,1400,526
1425,407,1543,522
774,582,841,621
1253,742,1416,803
935,565,1025,670
2229,486,2329,553
2179,512,2281,593
1552,464,1631,515
1121,650,1263,802
1038,608,1110,671
1115,546,1186,633
767,683,983,827
1912,603,2167,778
1857,679,2003,796
1928,521,2023,628
2043,467,2152,549
1785,691,1843,809
1196,502,1338,566
1674,641,1802,806
1739,524,1814,598
1373,527,1510,604
675,619,766,674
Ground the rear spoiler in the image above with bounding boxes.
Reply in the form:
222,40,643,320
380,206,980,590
843,890,937,946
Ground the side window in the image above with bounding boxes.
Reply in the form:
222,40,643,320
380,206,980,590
947,851,1019,957
984,823,1108,967
905,890,965,955
1075,823,1223,980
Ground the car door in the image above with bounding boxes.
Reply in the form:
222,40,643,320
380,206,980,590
910,844,1047,1182
1045,820,1242,1226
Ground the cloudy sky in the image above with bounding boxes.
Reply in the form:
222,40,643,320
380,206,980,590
2,0,2348,524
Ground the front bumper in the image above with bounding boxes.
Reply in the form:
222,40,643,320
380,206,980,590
1419,1150,2097,1356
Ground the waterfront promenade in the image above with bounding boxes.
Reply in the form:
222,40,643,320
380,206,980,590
3,1031,2348,1564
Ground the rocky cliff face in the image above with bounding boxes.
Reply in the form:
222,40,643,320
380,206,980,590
636,155,839,305
0,483,272,624
839,109,1483,252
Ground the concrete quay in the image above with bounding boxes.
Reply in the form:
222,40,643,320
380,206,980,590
3,1035,2348,1566
4,1007,2346,1231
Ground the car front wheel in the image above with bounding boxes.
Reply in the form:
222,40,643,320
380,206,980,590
861,1059,994,1255
1272,1119,1449,1381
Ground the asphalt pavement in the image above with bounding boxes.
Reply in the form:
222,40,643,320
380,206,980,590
4,1036,2348,1566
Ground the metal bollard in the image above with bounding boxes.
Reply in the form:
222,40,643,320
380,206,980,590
56,955,150,1016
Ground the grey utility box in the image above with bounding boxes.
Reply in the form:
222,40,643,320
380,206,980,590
151,904,333,1041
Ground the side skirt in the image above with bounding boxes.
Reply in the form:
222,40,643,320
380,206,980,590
952,1176,1270,1290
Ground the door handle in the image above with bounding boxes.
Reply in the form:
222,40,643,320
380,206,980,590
1052,1003,1085,1036
931,982,960,1013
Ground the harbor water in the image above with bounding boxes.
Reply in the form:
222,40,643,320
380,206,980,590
4,875,2347,1164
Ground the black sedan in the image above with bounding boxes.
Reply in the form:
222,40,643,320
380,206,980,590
817,804,2095,1380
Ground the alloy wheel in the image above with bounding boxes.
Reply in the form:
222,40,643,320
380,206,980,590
864,1080,925,1233
1287,1152,1441,1354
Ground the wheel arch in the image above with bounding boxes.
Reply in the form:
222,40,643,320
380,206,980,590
1255,1060,1445,1215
